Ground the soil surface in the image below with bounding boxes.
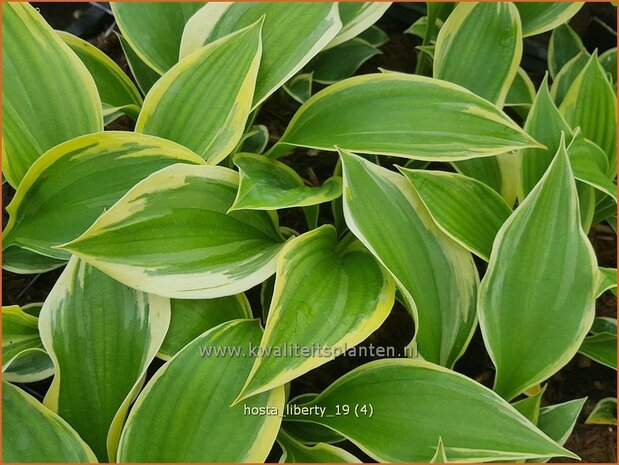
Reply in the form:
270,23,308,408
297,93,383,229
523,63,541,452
3,3,617,463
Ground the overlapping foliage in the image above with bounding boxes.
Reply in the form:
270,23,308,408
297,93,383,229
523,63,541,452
2,2,616,463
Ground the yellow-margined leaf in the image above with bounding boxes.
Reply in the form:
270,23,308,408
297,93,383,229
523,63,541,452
2,381,97,463
277,430,360,463
2,132,205,261
479,139,597,401
585,398,617,425
237,225,395,400
269,73,541,161
515,2,584,37
60,164,286,299
327,3,391,48
39,257,171,461
136,21,262,164
2,3,102,187
180,2,341,108
117,319,284,462
283,360,576,462
548,24,585,79
340,150,478,368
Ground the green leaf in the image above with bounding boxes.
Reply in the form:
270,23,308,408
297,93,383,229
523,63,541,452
519,76,572,199
2,245,66,274
430,437,449,463
600,47,617,87
159,294,252,359
596,267,617,297
358,25,389,47
117,319,285,462
117,33,160,95
578,317,617,370
231,153,342,211
550,50,590,106
306,38,381,85
180,3,341,108
434,3,523,204
434,2,521,107
2,381,97,463
585,398,617,425
340,150,478,367
505,67,536,107
399,169,512,261
282,394,345,445
479,140,597,400
60,164,285,299
284,73,313,104
39,257,170,461
237,225,395,400
526,398,586,462
2,3,102,187
405,16,443,41
511,385,547,424
515,2,584,37
110,2,204,74
2,305,53,383
240,125,270,155
568,131,617,202
548,24,585,79
2,132,205,261
284,360,576,462
270,73,541,160
58,31,142,120
560,52,617,176
278,431,360,463
328,3,391,48
136,21,262,164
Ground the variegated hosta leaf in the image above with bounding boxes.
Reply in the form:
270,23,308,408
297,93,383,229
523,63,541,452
180,2,341,108
511,386,546,424
433,2,522,204
117,319,284,462
519,77,572,199
578,317,617,370
278,431,360,463
434,2,521,107
327,3,392,49
136,21,262,164
340,150,478,368
305,38,381,85
548,24,585,79
405,16,443,41
58,31,142,121
515,2,584,37
2,132,205,261
527,398,586,462
39,257,171,461
585,398,617,425
239,125,270,155
2,3,102,187
430,437,448,463
60,164,285,299
358,25,389,47
269,73,541,160
596,267,617,297
399,169,512,261
159,294,252,359
231,153,342,211
284,360,576,462
282,393,345,445
284,73,313,104
479,141,597,401
2,381,97,463
505,68,536,108
2,305,53,383
117,33,160,95
560,52,617,177
2,245,66,274
110,2,205,74
237,225,395,400
600,47,617,87
550,50,590,106
568,131,617,202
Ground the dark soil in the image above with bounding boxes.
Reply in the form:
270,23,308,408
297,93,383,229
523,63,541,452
3,3,617,463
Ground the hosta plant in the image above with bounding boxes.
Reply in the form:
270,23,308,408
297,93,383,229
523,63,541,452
2,1,617,463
